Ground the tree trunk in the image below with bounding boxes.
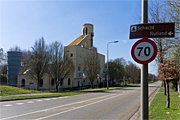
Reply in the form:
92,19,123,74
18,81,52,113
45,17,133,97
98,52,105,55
37,79,40,90
56,84,59,92
174,79,178,91
163,80,167,96
178,79,180,94
91,82,93,89
166,80,170,108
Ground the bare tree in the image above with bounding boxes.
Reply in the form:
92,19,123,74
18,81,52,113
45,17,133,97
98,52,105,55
158,60,179,108
149,0,170,95
0,48,7,85
166,0,180,34
9,46,21,52
49,41,75,92
84,51,100,88
28,37,49,90
166,0,180,93
20,50,32,74
149,0,180,108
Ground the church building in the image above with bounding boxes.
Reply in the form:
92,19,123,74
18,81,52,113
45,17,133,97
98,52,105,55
17,23,105,90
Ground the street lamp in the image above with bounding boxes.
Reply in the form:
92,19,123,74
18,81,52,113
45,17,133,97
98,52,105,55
107,40,119,89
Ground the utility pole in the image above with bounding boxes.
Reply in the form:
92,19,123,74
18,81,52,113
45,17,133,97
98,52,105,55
141,0,149,119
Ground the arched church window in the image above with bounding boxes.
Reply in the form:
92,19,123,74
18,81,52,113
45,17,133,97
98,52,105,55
68,78,71,85
21,79,25,87
86,27,88,35
39,79,43,87
51,78,54,87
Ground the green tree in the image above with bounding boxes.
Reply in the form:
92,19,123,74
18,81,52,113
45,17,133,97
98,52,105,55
108,58,126,84
125,61,140,84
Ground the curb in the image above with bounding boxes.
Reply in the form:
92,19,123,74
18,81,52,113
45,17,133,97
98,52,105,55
129,85,160,120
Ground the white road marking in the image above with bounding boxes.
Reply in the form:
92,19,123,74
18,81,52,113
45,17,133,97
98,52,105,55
16,103,24,105
51,98,57,100
36,94,121,120
2,94,117,120
44,99,50,101
3,104,13,107
36,100,43,102
27,101,34,104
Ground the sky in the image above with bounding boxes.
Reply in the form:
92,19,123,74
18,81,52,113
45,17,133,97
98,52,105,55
0,0,157,75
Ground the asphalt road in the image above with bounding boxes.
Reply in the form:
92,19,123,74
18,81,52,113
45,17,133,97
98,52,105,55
0,81,161,120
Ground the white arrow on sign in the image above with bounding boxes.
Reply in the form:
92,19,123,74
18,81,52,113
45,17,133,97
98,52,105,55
168,31,173,36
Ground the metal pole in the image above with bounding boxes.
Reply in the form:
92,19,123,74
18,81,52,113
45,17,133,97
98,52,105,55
106,41,118,90
107,43,109,89
141,0,148,120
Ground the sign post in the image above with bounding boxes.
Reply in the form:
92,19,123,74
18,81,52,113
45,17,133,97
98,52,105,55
141,0,148,120
129,1,175,120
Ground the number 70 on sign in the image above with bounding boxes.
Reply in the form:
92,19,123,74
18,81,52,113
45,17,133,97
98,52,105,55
131,38,157,64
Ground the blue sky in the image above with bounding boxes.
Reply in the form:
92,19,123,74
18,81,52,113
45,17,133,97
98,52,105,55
0,0,157,74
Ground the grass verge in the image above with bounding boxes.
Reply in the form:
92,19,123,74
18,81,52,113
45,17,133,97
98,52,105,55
0,85,41,96
149,87,180,120
0,91,88,101
0,85,112,101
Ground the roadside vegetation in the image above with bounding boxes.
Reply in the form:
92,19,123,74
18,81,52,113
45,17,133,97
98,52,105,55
0,85,118,101
149,86,180,120
0,85,41,96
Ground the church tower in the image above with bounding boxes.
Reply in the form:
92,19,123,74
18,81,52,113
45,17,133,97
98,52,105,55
68,23,94,48
82,24,94,47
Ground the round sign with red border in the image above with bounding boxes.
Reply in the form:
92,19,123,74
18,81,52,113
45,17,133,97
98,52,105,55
131,38,157,64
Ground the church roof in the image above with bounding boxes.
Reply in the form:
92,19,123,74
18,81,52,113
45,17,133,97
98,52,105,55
68,35,85,46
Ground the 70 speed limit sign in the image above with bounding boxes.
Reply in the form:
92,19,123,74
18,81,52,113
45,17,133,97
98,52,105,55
131,38,157,64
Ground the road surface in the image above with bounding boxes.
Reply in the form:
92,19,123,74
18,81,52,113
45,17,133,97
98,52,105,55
0,81,161,120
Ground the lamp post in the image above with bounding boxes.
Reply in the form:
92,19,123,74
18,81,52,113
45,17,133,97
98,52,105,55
107,40,119,89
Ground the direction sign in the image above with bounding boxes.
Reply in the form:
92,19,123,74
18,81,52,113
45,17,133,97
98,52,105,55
129,22,175,39
131,38,157,64
103,68,108,74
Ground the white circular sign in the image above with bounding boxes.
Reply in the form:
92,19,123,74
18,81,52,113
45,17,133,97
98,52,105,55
131,38,157,64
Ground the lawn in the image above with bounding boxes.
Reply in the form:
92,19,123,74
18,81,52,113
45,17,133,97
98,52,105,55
0,85,110,101
0,85,42,96
149,87,180,120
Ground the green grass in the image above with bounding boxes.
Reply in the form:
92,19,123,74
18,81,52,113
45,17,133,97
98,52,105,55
0,85,41,96
149,87,180,120
0,85,111,101
0,91,88,101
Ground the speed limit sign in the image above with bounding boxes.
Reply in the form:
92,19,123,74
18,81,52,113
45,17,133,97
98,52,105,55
131,38,157,64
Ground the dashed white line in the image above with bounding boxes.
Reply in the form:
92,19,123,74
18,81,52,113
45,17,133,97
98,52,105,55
36,100,43,102
27,101,34,104
44,99,50,101
3,104,13,107
16,103,24,105
2,94,116,120
2,97,61,108
52,98,57,100
36,94,121,120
